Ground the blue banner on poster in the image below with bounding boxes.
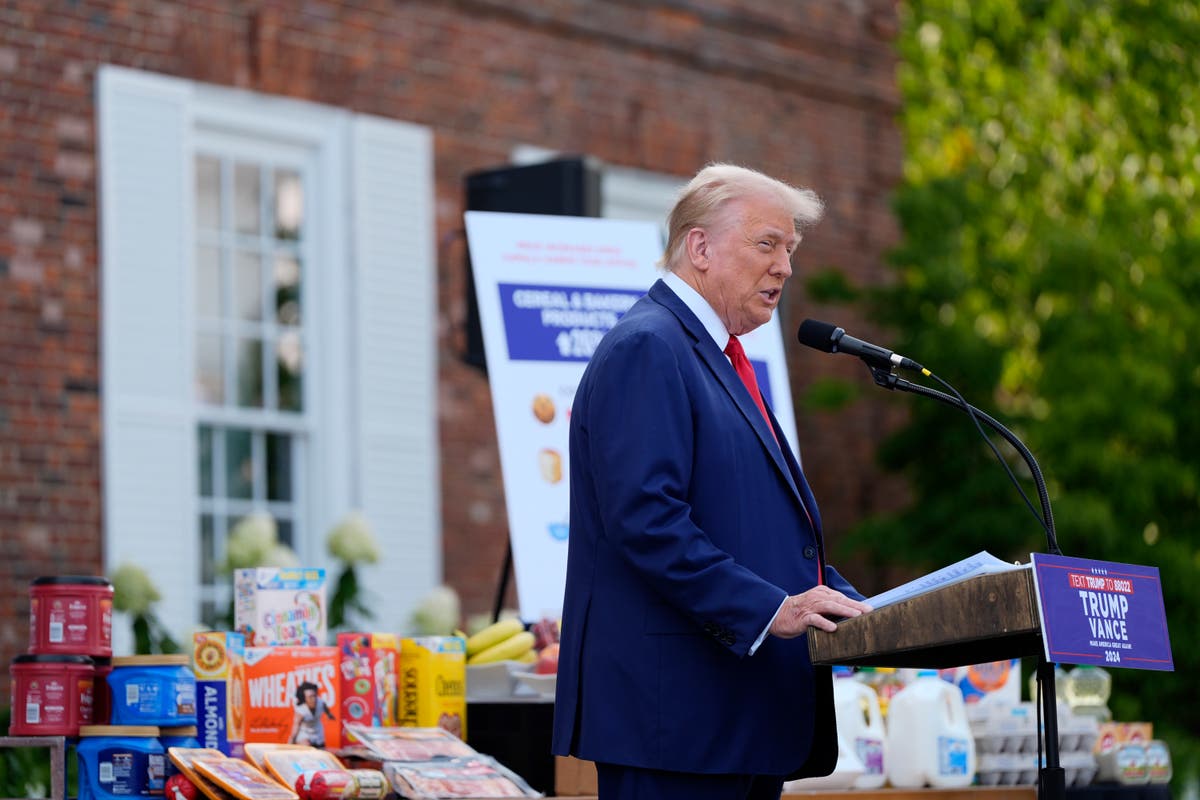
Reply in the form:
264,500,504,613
1031,553,1173,671
498,282,644,362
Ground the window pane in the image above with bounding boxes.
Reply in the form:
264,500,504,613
196,156,221,230
200,513,216,584
276,518,293,549
273,253,301,325
234,250,263,321
267,433,293,501
196,245,221,319
276,331,303,412
225,429,253,499
198,425,214,497
195,333,224,404
236,338,264,408
234,162,261,235
274,168,304,241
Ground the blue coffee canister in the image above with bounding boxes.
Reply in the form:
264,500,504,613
159,725,200,779
77,725,165,800
108,655,197,727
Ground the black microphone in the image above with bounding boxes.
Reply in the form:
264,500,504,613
797,319,925,373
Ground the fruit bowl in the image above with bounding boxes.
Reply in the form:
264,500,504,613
466,661,524,700
512,670,557,699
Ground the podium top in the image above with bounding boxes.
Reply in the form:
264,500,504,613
808,569,1044,668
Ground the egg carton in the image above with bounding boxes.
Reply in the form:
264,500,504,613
976,751,1097,787
970,701,1099,755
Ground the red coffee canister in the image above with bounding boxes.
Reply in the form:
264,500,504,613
29,575,114,657
9,653,95,736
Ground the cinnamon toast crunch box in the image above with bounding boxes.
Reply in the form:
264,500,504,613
244,646,340,749
234,568,327,647
192,631,246,757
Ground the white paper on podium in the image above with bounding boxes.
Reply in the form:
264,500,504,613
866,551,1029,609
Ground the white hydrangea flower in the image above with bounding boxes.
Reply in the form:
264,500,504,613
111,562,162,615
326,511,381,565
223,513,279,571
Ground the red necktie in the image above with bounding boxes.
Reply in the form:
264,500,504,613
726,334,824,584
725,335,776,441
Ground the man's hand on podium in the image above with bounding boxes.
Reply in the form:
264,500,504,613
770,587,873,638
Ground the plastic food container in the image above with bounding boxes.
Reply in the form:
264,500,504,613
108,655,197,726
77,724,166,799
29,576,114,657
9,653,95,736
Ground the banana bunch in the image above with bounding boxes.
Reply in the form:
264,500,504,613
464,618,536,665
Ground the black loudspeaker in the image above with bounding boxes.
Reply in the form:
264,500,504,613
462,157,601,372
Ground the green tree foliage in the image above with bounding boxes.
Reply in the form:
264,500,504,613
835,0,1200,788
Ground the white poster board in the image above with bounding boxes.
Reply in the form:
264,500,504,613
464,211,800,620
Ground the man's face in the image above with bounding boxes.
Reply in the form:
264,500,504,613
694,194,798,336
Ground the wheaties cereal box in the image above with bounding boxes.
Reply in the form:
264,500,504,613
399,637,467,739
244,646,340,749
234,568,327,647
192,631,246,757
337,633,400,734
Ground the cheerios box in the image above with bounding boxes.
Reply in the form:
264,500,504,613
192,631,246,757
234,567,327,647
244,645,340,748
337,633,400,733
399,636,467,739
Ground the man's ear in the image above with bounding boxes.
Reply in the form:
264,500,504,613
685,227,709,272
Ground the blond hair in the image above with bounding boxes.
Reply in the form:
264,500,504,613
661,163,824,271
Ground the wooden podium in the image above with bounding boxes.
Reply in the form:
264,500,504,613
809,568,1043,668
808,567,1071,800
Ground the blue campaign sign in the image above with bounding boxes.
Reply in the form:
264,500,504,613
1031,553,1173,671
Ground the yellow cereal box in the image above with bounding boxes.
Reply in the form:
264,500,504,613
244,646,340,750
399,637,467,739
192,631,246,757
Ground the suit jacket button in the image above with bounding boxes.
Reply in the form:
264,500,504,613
803,545,817,559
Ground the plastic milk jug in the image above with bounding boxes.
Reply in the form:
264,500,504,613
833,668,887,789
885,670,976,788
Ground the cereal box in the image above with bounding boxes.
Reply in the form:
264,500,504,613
337,633,400,733
234,568,327,647
399,636,467,739
192,631,246,757
244,646,340,750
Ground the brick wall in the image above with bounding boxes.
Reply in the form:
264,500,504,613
0,0,905,701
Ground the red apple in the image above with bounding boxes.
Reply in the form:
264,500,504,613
534,642,559,675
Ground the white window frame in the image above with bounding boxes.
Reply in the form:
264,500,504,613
98,66,439,652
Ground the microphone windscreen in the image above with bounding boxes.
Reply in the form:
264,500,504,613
797,319,839,352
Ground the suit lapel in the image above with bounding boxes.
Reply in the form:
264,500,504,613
648,280,804,504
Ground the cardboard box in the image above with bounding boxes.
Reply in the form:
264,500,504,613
234,567,327,647
399,636,467,739
555,756,598,796
191,631,246,757
244,646,340,749
337,632,400,732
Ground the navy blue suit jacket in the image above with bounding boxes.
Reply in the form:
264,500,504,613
551,279,863,777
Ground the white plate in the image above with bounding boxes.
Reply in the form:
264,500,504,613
466,660,523,699
512,670,557,699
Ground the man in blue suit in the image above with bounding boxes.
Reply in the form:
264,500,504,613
552,164,872,800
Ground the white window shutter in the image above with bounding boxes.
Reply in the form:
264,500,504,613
350,115,440,627
97,66,196,653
